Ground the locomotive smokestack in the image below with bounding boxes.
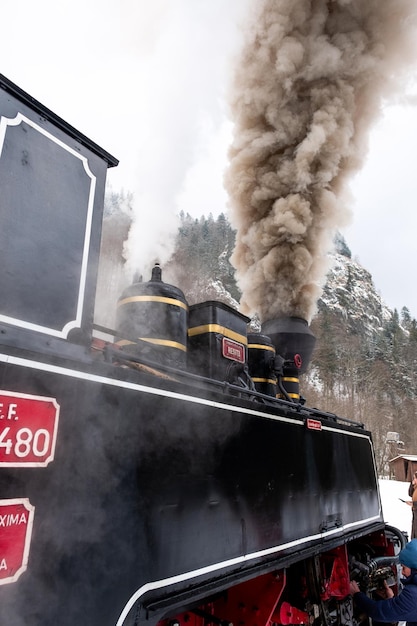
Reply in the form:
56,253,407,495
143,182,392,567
262,317,316,375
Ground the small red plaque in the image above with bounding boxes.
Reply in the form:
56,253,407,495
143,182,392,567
222,337,245,363
0,499,35,585
306,418,322,431
0,391,60,467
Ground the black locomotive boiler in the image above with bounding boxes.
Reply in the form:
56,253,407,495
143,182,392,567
0,75,406,626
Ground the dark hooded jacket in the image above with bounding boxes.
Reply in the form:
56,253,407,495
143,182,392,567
353,571,417,626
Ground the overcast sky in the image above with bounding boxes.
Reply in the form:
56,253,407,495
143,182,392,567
2,0,417,319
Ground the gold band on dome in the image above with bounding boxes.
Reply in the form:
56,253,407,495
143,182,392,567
252,377,277,385
247,343,275,352
117,295,188,310
277,393,300,399
140,337,187,351
115,337,187,352
188,324,247,345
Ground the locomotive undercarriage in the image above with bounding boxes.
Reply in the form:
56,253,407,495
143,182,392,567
156,527,404,626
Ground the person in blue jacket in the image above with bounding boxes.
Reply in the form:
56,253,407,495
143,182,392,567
350,539,417,626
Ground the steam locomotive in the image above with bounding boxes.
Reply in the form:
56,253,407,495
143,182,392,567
0,74,406,626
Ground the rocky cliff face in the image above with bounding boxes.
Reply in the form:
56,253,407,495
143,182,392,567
319,252,393,335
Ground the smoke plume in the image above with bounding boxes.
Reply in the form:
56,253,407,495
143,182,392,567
225,0,417,323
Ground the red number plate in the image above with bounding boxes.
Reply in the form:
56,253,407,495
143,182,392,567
306,418,322,431
0,391,60,467
0,499,35,585
222,337,245,363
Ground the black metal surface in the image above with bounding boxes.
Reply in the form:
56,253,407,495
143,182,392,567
247,332,277,396
262,317,316,373
0,350,382,626
0,78,113,345
188,301,250,380
116,266,189,368
0,77,385,626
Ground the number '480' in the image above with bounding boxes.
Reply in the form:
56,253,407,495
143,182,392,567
0,426,51,457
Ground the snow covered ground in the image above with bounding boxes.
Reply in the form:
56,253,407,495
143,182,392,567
379,479,412,538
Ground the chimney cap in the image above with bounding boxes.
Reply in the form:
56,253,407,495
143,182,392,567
151,263,162,282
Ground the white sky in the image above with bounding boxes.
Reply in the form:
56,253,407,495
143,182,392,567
346,103,417,320
1,0,417,318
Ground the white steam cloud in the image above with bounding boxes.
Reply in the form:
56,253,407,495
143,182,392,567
121,0,250,282
224,0,417,323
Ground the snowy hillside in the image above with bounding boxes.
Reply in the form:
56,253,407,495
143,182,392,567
379,479,412,538
320,253,392,333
